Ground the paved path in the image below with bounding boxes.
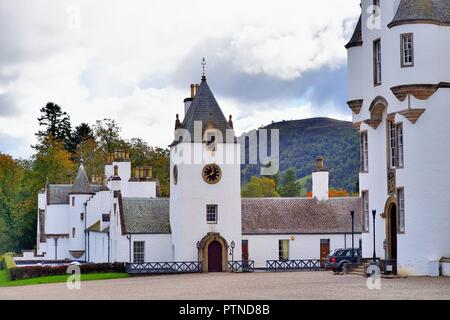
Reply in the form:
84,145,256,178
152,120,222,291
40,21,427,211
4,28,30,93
1,272,449,300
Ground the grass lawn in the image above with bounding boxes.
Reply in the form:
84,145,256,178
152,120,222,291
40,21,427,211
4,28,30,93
0,269,129,287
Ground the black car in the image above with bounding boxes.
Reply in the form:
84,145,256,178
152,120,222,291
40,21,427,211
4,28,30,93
324,248,361,272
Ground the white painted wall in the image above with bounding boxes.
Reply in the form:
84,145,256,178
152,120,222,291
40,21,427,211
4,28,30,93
170,142,242,262
312,171,329,201
349,1,450,275
243,234,362,268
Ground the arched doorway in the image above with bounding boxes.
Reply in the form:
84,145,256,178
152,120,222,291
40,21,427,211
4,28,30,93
198,232,229,272
208,241,222,272
384,197,398,273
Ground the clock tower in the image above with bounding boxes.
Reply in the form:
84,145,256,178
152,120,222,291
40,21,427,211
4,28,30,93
169,71,242,272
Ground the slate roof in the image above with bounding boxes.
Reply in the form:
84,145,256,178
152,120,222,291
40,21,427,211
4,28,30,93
72,162,91,194
389,0,450,27
171,78,234,146
117,197,362,235
345,15,363,49
241,197,362,234
47,184,107,204
121,197,171,234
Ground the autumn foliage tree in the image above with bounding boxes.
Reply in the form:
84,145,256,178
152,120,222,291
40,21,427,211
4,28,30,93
241,176,280,197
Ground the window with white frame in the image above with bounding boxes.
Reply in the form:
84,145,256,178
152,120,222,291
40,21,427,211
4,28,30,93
373,39,382,85
401,33,414,67
206,204,218,224
278,239,289,261
396,123,404,167
133,241,145,263
388,121,405,168
362,191,370,232
397,188,405,233
389,120,397,168
360,132,369,172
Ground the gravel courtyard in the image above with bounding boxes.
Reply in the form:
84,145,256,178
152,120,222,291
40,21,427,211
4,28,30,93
1,272,449,300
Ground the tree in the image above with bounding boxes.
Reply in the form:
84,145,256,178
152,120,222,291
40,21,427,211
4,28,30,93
241,176,280,197
0,153,22,253
128,138,170,197
94,119,126,153
35,102,72,151
69,123,94,153
279,168,301,197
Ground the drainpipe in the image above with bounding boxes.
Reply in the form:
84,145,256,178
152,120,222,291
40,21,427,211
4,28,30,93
107,231,110,263
87,231,90,262
84,202,87,262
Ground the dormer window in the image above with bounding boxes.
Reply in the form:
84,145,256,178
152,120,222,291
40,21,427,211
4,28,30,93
401,33,414,67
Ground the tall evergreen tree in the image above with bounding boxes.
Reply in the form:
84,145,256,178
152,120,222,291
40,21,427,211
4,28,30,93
69,123,94,153
279,168,301,197
35,102,72,151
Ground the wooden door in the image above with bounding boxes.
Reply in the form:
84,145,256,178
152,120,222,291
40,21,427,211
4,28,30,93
242,240,249,261
208,241,222,272
320,239,330,264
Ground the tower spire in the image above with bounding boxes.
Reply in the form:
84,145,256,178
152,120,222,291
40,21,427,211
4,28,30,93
201,57,206,81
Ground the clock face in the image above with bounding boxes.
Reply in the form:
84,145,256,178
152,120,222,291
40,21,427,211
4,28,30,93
173,165,178,185
202,164,221,184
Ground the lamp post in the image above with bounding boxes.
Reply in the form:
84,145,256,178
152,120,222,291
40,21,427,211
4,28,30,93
54,237,58,261
372,209,377,264
196,241,201,263
350,211,355,262
230,241,235,263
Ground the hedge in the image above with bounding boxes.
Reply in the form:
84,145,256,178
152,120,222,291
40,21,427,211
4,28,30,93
8,262,125,281
1,253,17,280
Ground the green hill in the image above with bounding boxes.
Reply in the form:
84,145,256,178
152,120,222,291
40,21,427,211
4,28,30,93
240,117,359,193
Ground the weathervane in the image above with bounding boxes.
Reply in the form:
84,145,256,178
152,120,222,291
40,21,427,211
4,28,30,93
201,57,206,80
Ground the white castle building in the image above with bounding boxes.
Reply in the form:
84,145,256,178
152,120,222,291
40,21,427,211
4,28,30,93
24,74,363,272
346,0,450,275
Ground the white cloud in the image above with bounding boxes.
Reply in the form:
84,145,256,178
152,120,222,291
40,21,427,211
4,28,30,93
0,0,360,158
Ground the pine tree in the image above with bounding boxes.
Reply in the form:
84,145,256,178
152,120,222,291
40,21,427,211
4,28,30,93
35,102,72,151
279,168,301,197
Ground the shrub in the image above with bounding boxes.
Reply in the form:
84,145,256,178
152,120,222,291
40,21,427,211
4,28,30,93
8,262,125,281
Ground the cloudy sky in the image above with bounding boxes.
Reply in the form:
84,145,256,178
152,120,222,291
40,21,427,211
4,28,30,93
0,0,360,158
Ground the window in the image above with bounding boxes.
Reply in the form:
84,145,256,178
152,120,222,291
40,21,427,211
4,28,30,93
362,191,370,232
401,33,414,67
388,121,404,168
397,188,405,233
72,227,76,238
80,212,84,221
278,240,289,261
71,197,75,206
206,204,218,224
360,132,369,172
102,213,110,222
388,120,397,168
133,241,145,263
396,123,404,168
373,39,382,85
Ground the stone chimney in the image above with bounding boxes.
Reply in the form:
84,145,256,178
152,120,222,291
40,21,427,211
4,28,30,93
184,83,199,115
312,156,329,201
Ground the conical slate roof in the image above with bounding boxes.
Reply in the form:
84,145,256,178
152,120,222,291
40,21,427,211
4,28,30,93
389,0,450,27
345,15,362,49
71,161,92,194
171,78,234,146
